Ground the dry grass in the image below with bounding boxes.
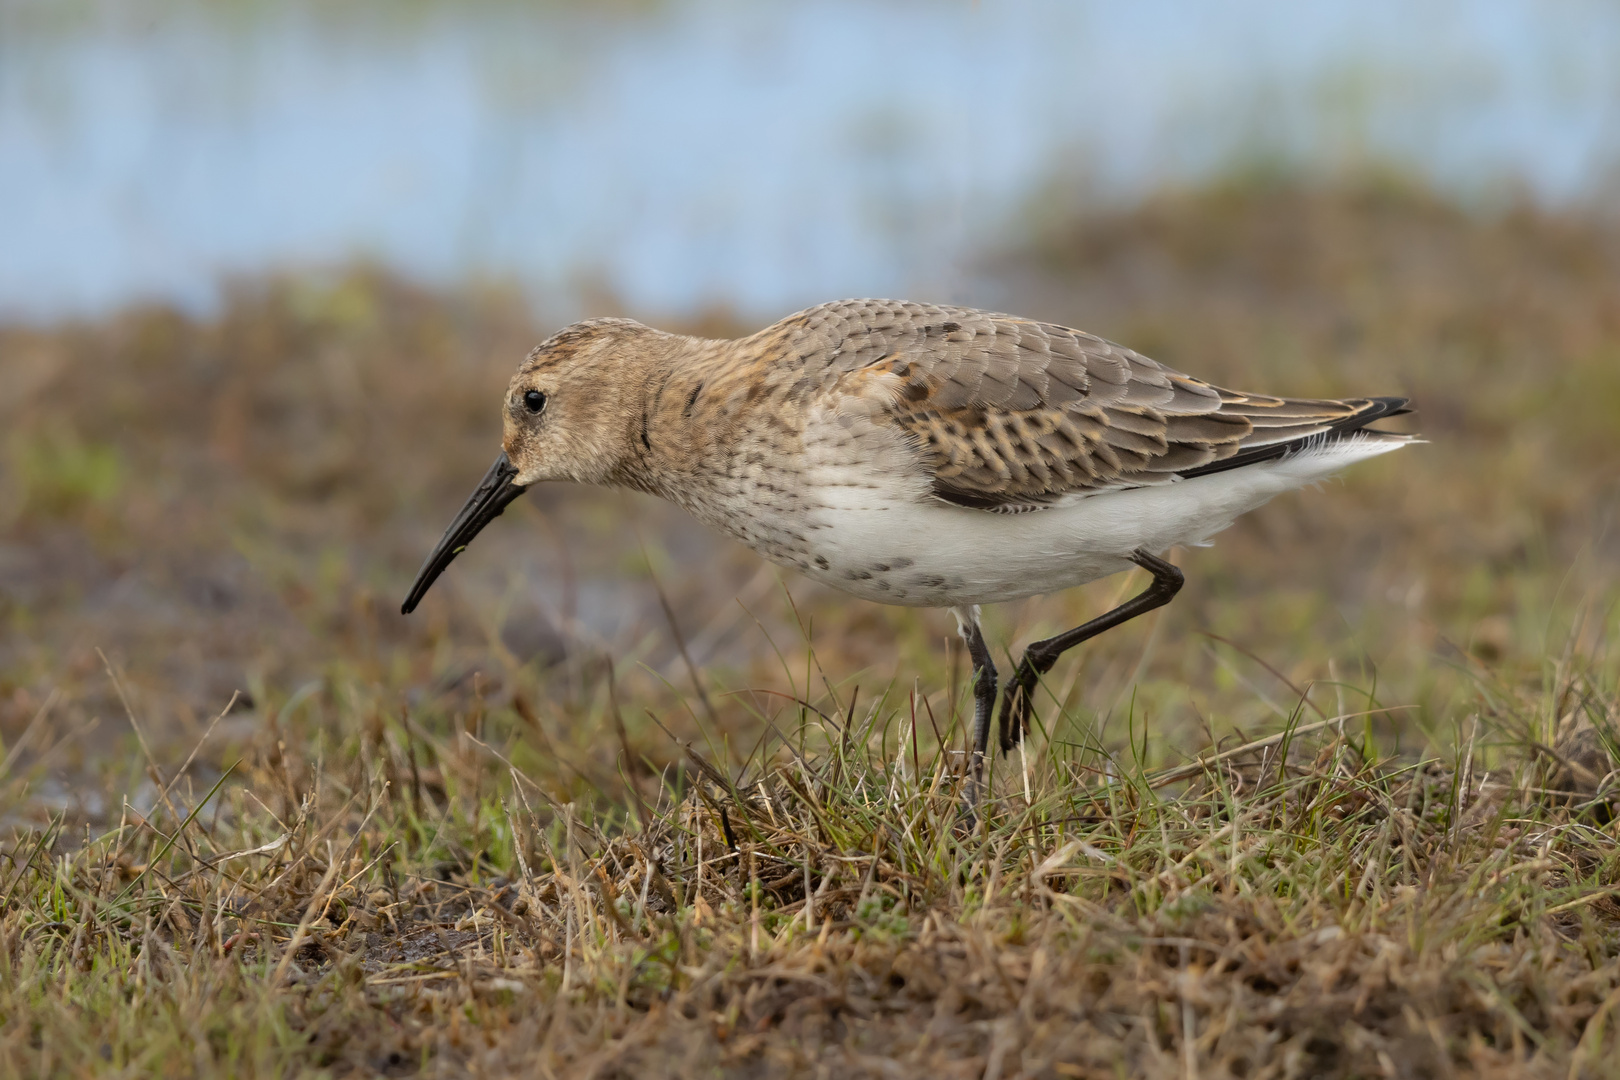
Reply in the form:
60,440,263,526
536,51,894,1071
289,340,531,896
4,653,1620,1077
4,171,1620,1076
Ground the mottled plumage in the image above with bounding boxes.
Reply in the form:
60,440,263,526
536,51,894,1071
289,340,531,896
731,300,1403,512
404,299,1415,810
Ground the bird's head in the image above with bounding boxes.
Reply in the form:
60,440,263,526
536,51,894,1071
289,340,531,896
499,316,659,487
401,317,663,614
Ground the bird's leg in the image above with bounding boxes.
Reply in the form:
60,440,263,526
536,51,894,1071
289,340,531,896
952,605,998,816
996,549,1184,754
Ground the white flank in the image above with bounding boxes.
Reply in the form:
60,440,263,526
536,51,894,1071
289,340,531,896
797,433,1408,607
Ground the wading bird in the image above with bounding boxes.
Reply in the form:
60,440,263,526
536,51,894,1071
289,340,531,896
402,299,1411,808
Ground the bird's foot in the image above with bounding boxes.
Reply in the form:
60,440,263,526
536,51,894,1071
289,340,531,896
996,666,1039,755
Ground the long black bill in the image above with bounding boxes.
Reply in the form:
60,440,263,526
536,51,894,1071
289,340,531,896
401,453,528,615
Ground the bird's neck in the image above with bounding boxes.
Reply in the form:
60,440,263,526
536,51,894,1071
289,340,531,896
608,335,747,502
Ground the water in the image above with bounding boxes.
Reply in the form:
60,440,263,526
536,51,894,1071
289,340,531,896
3,0,1618,322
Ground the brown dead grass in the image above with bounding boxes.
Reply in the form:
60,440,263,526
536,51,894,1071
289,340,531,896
4,656,1620,1078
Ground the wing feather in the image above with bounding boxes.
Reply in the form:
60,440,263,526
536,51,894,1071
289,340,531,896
764,299,1409,511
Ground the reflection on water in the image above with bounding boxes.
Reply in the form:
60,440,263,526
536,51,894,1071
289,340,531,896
3,0,1618,320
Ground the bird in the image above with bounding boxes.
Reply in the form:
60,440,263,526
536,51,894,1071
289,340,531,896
401,298,1413,809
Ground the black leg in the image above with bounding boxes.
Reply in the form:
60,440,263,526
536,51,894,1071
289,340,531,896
953,605,998,814
996,549,1184,754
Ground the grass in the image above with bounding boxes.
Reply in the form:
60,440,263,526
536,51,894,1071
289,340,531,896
4,645,1620,1077
4,170,1620,1076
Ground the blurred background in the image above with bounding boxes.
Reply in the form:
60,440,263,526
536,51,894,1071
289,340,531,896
7,0,1620,320
3,0,1620,818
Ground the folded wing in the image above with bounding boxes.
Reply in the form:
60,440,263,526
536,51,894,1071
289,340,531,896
779,300,1408,513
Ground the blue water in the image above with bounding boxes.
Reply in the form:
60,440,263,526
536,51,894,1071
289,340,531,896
3,0,1618,322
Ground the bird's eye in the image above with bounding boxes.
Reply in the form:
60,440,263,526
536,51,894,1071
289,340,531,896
523,390,547,414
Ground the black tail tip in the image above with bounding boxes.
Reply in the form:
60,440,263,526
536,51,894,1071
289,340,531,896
1365,395,1412,421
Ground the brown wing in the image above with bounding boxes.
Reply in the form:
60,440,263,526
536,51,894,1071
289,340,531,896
767,299,1407,512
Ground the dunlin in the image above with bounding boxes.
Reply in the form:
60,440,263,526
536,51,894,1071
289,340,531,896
402,299,1412,806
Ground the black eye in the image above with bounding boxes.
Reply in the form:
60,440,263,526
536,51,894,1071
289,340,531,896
523,390,547,414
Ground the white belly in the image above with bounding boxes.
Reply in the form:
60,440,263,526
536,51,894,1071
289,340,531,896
780,435,1405,607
